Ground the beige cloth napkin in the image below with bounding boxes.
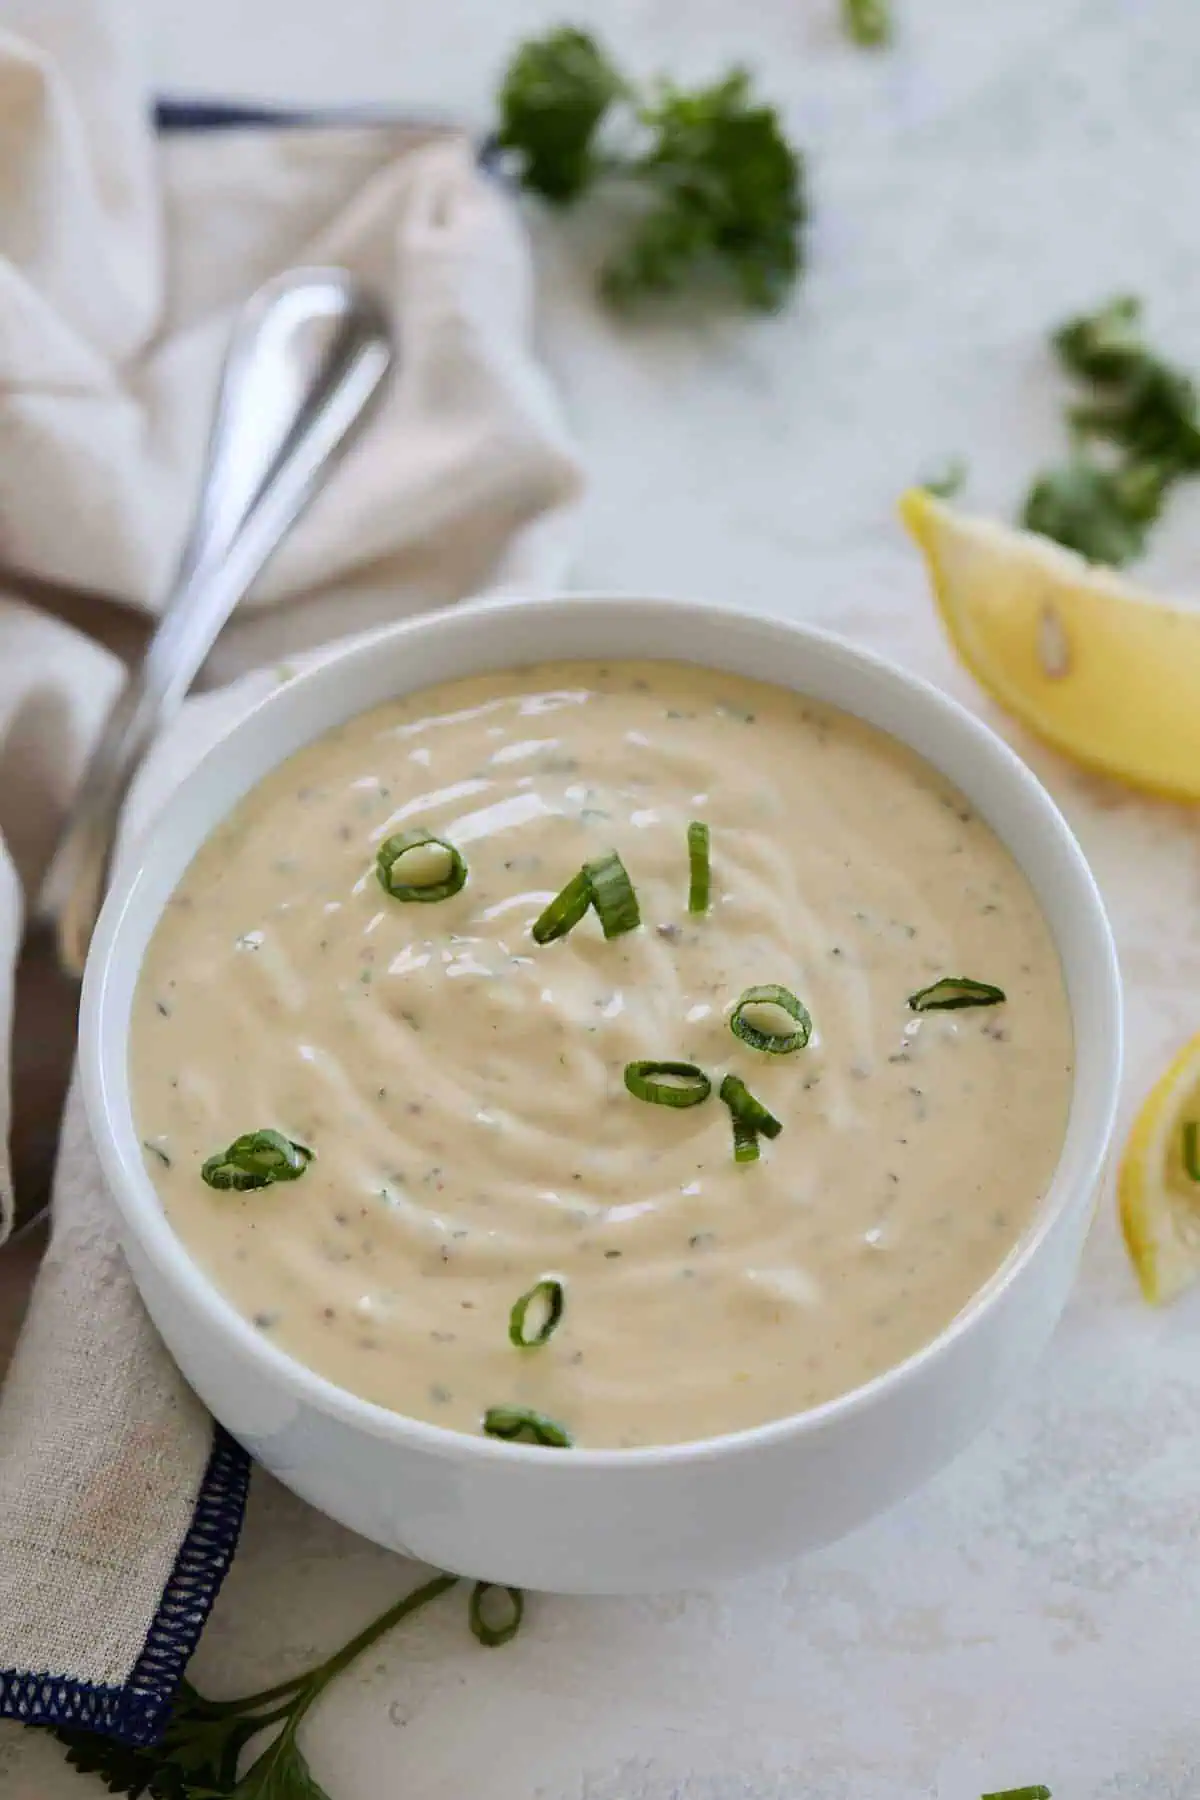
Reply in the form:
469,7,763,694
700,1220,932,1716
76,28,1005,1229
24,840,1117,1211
0,0,580,1742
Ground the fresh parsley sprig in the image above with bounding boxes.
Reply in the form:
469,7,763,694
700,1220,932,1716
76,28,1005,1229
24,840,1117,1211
51,1571,518,1799
495,27,806,310
1021,295,1200,565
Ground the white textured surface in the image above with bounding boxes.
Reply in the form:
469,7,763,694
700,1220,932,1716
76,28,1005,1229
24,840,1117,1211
7,0,1200,1793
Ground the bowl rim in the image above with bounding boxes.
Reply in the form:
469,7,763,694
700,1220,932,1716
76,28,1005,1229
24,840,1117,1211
81,590,1123,1470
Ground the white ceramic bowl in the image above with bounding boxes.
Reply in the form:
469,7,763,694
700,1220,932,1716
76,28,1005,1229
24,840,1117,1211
81,595,1122,1593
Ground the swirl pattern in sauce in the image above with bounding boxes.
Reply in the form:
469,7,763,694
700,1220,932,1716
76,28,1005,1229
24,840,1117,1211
131,661,1073,1448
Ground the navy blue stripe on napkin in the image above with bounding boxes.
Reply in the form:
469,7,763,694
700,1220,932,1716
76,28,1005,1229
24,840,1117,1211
1,1426,250,1744
154,95,501,169
154,95,458,134
156,97,320,131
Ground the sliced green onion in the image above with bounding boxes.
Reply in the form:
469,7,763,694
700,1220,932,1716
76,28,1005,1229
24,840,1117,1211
469,1581,525,1648
509,1278,565,1348
482,1405,573,1448
201,1129,312,1191
1183,1122,1200,1182
732,1119,760,1165
585,850,640,939
687,820,711,914
624,1060,712,1108
730,984,812,1054
720,1074,776,1165
720,1073,783,1140
376,829,467,902
532,850,640,944
532,869,592,945
980,1788,1051,1800
908,976,1006,1012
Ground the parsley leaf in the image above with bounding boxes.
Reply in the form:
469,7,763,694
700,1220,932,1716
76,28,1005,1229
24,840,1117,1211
1022,459,1160,565
54,1727,209,1799
228,1726,327,1800
54,1681,261,1797
1022,295,1200,564
1056,295,1200,468
496,27,625,203
605,70,805,311
1053,292,1145,384
494,29,806,310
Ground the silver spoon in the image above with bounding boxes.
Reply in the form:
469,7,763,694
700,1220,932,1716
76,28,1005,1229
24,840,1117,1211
9,267,392,1236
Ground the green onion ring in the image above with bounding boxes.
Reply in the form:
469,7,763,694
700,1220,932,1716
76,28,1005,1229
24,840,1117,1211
469,1581,525,1647
509,1278,566,1348
201,1129,313,1191
532,869,592,945
624,1060,712,1108
1183,1121,1200,1182
687,820,711,914
482,1405,573,1448
585,849,641,939
908,976,1006,1012
376,829,467,902
719,1074,783,1140
729,984,812,1054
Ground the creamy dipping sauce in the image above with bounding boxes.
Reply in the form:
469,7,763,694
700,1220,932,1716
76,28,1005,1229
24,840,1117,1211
131,660,1073,1448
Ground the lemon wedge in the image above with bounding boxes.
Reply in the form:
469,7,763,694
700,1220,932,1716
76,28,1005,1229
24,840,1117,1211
900,488,1200,801
1119,1033,1200,1304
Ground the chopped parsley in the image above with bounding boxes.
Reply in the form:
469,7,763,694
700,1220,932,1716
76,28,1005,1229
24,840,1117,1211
495,27,806,310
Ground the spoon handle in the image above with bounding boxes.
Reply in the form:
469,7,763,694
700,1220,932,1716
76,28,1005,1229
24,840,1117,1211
36,267,392,976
